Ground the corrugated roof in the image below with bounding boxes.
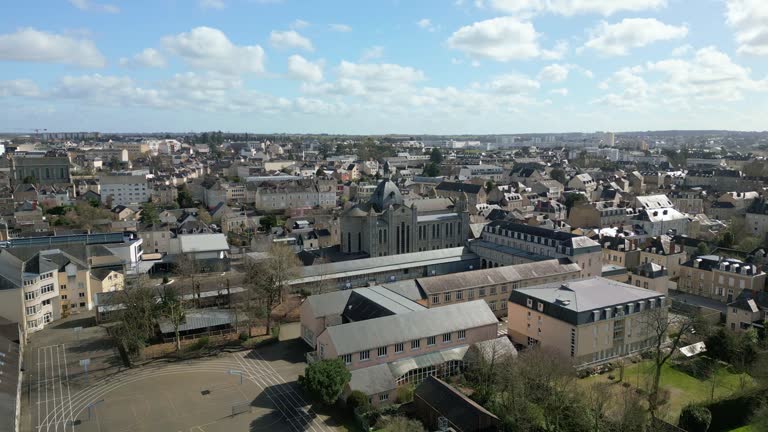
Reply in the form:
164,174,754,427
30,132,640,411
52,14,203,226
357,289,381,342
158,309,235,334
416,258,580,294
325,300,497,355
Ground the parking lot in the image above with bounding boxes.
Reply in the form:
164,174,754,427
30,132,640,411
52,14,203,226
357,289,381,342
22,316,340,432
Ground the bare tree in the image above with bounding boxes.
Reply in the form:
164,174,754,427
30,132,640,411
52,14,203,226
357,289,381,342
174,253,199,306
159,285,185,351
244,243,300,336
108,276,160,362
638,304,698,419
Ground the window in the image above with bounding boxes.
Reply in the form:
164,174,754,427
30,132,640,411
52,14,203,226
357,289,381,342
458,330,466,340
490,287,497,295
442,333,452,343
427,336,436,346
394,343,404,353
411,339,420,350
444,292,451,302
479,288,486,297
377,346,388,357
60,284,67,290
61,295,67,300
79,302,86,308
527,298,533,307
40,284,54,294
537,302,544,312
341,354,352,364
79,292,85,298
379,393,389,402
42,299,51,306
25,306,37,316
456,290,463,300
467,289,474,299
78,282,85,289
359,350,370,361
24,291,36,301
431,295,440,304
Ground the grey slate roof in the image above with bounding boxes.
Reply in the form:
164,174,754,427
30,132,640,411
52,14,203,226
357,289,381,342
512,277,662,313
349,363,396,395
325,300,497,355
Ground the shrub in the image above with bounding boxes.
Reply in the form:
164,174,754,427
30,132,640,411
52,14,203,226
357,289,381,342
608,375,615,381
188,336,209,351
397,384,415,403
162,276,169,284
298,359,351,405
347,390,369,412
679,405,712,432
239,332,248,341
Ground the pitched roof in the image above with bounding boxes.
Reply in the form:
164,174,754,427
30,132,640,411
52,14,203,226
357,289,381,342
436,182,483,194
325,300,497,355
414,377,499,432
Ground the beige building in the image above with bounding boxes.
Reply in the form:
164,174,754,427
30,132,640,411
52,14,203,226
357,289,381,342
726,292,767,332
0,250,60,336
627,262,669,295
678,256,766,303
638,236,686,280
569,202,635,229
416,259,581,317
746,198,768,243
507,277,666,366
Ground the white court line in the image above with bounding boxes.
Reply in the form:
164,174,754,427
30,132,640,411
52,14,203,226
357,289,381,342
36,347,41,430
55,345,65,432
62,344,74,432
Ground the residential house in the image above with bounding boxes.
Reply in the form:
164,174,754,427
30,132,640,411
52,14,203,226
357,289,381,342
678,255,766,303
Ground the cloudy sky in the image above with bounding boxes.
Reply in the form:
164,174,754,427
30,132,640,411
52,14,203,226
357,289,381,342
2,0,768,134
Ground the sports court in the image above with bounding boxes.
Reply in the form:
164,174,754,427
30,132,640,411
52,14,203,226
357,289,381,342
23,317,338,432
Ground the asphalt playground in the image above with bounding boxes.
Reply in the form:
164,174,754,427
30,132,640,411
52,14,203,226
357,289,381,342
21,316,340,432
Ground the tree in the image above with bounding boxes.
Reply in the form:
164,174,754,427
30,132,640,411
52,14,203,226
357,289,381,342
177,185,193,208
197,207,212,225
260,214,279,232
376,416,425,432
678,405,712,432
315,167,325,177
423,163,440,177
705,328,738,363
639,306,699,418
429,147,444,164
564,192,587,215
696,242,710,257
550,168,566,184
245,243,300,335
298,359,351,405
73,201,109,233
108,277,160,362
159,286,185,351
346,390,370,412
485,180,495,193
140,202,160,225
174,253,199,306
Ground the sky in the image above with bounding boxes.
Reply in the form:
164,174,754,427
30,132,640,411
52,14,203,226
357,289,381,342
1,0,768,134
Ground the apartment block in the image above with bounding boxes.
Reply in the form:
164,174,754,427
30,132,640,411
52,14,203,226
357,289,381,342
100,174,149,206
0,251,61,335
508,277,666,366
677,256,766,303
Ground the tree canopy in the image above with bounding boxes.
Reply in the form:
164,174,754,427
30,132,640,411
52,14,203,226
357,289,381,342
298,359,351,405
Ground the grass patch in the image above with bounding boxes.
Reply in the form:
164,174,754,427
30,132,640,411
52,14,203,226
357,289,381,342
580,360,754,422
727,426,753,432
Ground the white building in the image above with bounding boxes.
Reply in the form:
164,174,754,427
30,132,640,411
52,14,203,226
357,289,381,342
100,175,149,206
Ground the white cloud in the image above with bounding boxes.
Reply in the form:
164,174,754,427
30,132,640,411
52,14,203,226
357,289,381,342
119,48,166,68
329,24,352,32
361,46,384,61
583,18,688,56
51,74,168,108
583,69,594,79
68,0,119,13
595,46,768,111
0,79,40,98
538,64,569,82
287,55,323,82
550,88,568,96
725,0,768,55
162,26,265,74
447,17,565,61
480,73,540,93
199,0,225,9
417,18,437,32
671,44,692,57
303,61,425,100
291,19,310,29
269,30,314,52
0,28,106,67
488,0,667,16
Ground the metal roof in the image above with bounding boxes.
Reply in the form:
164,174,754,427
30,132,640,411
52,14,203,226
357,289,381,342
348,363,397,395
178,233,229,253
325,300,497,355
388,345,469,379
513,277,663,313
158,308,235,334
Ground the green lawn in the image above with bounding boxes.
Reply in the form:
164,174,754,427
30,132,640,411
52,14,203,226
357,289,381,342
727,426,753,432
580,360,754,422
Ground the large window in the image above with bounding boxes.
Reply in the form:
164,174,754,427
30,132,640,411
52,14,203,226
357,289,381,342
411,339,420,350
359,350,370,361
341,354,352,364
427,336,436,346
394,343,404,353
377,346,388,357
442,333,452,343
458,330,466,340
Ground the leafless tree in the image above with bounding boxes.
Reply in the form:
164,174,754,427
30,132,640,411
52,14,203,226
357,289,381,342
638,304,698,419
243,243,300,336
174,253,199,306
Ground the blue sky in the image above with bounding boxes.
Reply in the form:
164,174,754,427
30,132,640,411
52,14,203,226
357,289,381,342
1,0,768,134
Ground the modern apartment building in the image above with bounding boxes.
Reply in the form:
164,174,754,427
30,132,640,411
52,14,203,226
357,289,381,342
678,255,766,303
417,258,581,317
100,174,149,206
507,277,666,366
470,221,602,278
